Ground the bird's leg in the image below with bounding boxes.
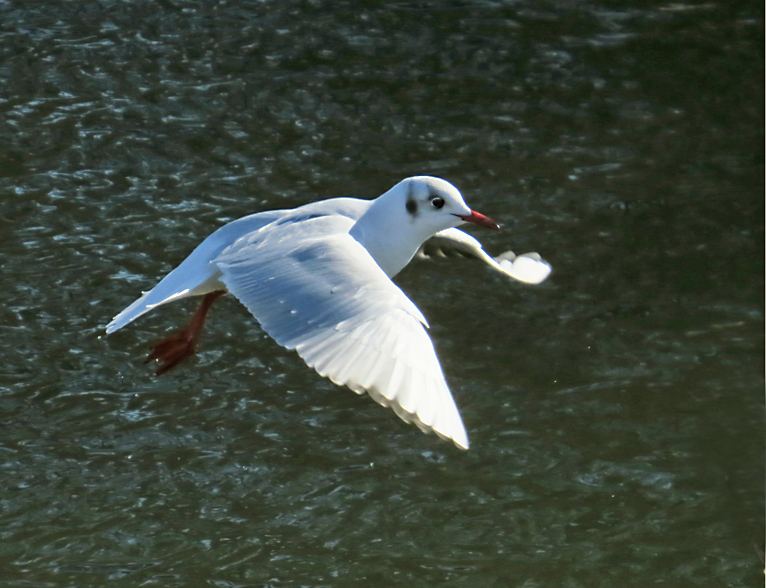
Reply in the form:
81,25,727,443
145,290,226,376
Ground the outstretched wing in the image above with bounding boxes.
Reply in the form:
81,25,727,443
105,210,286,333
420,227,552,285
215,215,469,449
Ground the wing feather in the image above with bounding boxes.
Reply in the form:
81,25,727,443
421,227,552,285
215,215,469,449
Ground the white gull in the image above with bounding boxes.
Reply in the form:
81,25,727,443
105,176,551,449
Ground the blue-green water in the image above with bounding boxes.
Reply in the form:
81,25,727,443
1,1,762,586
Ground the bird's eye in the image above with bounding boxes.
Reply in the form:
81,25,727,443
431,197,445,209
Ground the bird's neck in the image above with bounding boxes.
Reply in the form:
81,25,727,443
349,202,426,278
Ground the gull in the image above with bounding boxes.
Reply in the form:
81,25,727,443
105,176,551,449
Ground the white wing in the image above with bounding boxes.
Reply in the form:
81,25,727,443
215,215,469,449
106,198,372,334
420,227,552,285
105,210,285,333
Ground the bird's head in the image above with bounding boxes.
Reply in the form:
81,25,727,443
387,176,500,237
351,176,500,277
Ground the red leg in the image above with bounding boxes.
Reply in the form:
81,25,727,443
145,290,225,376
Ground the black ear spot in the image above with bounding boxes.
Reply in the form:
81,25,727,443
406,199,418,214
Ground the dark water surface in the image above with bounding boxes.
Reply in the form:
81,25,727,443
1,1,763,586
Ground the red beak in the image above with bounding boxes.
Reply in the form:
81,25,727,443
455,210,501,230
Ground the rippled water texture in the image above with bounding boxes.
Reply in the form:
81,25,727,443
1,1,763,586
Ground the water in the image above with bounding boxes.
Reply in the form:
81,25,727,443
1,1,762,586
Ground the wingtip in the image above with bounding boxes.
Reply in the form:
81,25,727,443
494,252,552,284
105,315,128,334
449,421,470,450
431,417,470,450
454,436,470,450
